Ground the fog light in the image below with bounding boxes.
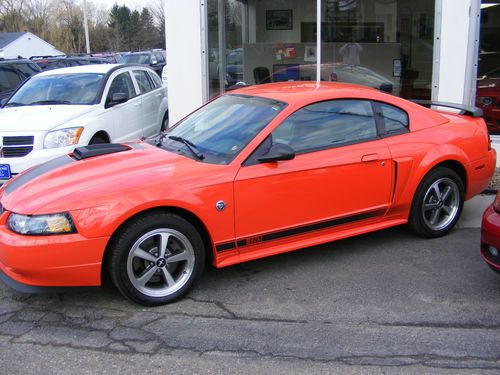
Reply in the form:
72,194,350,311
489,246,499,257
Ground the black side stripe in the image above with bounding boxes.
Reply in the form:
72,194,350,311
215,208,385,252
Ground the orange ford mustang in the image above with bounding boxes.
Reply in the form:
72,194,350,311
0,82,496,305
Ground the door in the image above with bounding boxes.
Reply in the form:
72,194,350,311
103,70,144,141
132,69,162,136
234,99,393,243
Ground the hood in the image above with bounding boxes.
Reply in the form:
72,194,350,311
0,142,218,214
0,105,95,132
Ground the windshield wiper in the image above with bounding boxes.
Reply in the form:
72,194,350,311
29,100,71,105
168,135,204,160
3,102,26,107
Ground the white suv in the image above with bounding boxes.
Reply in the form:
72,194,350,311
0,64,168,182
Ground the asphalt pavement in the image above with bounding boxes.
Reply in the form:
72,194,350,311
0,218,499,373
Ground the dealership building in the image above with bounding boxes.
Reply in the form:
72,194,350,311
165,0,499,140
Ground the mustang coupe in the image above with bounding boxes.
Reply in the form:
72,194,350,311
0,82,495,305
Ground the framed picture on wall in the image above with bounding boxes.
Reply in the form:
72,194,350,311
266,10,293,30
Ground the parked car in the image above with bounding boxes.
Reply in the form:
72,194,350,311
0,64,168,182
0,58,41,100
118,51,166,77
230,63,399,95
0,82,495,305
31,55,110,71
476,67,500,134
480,192,500,274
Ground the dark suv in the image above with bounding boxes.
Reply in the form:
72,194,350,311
30,56,110,71
118,50,166,76
0,58,41,101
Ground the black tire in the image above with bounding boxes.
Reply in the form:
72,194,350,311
409,167,464,238
108,212,205,306
89,135,107,145
161,111,169,132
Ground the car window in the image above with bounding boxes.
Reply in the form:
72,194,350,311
119,54,151,65
0,65,22,92
272,100,377,154
375,102,409,136
163,94,286,164
154,52,165,63
15,63,40,78
148,71,162,88
107,72,136,104
7,73,105,105
133,70,154,93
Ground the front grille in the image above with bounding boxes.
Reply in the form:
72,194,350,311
1,136,34,158
3,136,34,146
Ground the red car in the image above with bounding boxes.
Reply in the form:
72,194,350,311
476,68,500,134
481,192,500,274
0,82,496,305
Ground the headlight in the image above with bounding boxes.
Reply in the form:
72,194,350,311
44,127,83,148
7,212,76,235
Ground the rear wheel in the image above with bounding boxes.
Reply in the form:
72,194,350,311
409,167,464,238
108,212,205,305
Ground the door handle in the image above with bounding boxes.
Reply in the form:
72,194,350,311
361,153,379,162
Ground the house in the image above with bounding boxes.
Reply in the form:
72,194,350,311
0,32,63,59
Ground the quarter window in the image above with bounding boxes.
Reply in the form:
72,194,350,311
375,102,409,135
272,100,378,154
133,70,154,93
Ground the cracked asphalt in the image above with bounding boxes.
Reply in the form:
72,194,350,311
0,227,499,374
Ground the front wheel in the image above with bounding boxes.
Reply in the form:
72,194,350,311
108,212,205,305
409,167,464,238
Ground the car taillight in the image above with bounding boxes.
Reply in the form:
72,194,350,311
493,192,500,213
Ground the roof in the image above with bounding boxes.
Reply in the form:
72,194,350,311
234,81,378,104
0,32,27,49
35,63,155,76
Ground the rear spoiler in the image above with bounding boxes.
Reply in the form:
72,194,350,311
410,100,483,118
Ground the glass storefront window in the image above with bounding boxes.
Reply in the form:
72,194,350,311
207,0,435,100
477,1,500,135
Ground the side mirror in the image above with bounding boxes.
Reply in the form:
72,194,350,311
258,143,295,163
0,98,7,107
151,58,158,65
108,92,128,107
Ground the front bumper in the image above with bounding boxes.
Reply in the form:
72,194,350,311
480,204,500,271
0,213,110,289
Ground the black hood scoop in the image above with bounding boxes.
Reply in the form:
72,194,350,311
72,144,130,160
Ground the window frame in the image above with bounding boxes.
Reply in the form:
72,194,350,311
372,101,410,138
105,70,138,106
243,98,410,167
272,98,381,156
132,69,154,94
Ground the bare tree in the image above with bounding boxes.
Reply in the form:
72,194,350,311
0,0,27,31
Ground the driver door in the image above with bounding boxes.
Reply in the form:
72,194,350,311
234,99,393,250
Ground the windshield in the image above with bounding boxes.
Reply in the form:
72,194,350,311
6,73,105,106
119,54,151,64
162,94,286,164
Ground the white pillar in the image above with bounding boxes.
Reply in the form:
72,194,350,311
165,0,205,124
432,0,480,105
